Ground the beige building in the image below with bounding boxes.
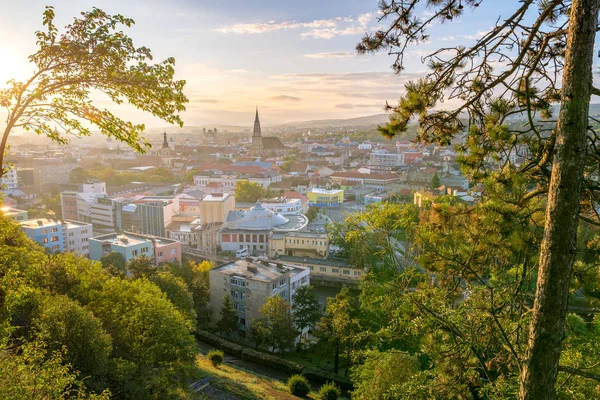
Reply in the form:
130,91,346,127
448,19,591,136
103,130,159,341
209,259,310,330
199,193,235,223
268,231,329,259
277,255,365,281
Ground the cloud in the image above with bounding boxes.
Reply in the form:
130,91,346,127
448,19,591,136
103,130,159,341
270,95,301,101
196,99,220,103
304,52,354,59
335,103,355,109
216,13,375,39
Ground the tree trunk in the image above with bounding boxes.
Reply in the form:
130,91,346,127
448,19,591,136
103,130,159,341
519,1,600,398
334,342,339,374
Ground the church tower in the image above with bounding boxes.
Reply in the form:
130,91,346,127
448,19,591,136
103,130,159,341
162,131,169,148
250,107,263,156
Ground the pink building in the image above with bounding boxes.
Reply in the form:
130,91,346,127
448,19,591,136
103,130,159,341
153,237,182,265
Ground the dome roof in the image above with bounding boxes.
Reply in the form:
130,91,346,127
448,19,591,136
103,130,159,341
231,201,289,230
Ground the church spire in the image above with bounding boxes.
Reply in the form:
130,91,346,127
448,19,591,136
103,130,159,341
162,130,169,148
253,107,262,138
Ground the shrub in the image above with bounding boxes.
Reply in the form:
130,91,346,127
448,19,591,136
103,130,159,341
287,374,311,397
303,367,353,390
207,350,224,368
195,330,243,357
317,382,341,400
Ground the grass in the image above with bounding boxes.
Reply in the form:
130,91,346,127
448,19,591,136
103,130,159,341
195,353,315,399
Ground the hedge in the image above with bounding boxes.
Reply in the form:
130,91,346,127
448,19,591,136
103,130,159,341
240,348,304,374
302,367,353,391
195,330,244,358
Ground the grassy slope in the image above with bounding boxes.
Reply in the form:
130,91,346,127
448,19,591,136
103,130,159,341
195,354,314,400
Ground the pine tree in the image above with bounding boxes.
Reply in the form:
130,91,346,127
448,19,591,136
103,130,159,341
217,295,239,336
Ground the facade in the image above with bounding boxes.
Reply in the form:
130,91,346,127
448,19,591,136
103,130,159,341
20,218,63,252
209,259,310,329
329,171,401,188
268,231,329,259
167,218,221,250
370,151,404,171
89,232,181,265
33,158,78,185
220,201,308,254
193,172,279,192
62,219,93,258
276,255,365,281
60,182,107,222
199,193,235,223
307,188,344,206
113,195,179,237
0,166,19,190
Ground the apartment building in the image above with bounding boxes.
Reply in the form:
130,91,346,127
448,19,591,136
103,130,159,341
33,158,78,185
209,258,310,329
62,219,93,258
89,231,181,265
113,195,180,237
369,151,404,172
20,218,92,257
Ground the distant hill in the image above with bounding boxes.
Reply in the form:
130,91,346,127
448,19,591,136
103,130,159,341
270,114,390,129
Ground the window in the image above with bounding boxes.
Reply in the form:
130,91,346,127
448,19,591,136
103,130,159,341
158,251,163,257
43,238,48,244
50,227,58,233
272,283,277,291
41,229,47,234
231,277,245,286
170,248,176,255
320,267,326,272
354,271,361,276
279,278,286,287
332,268,339,273
51,236,59,242
343,269,350,275
69,232,74,237
141,247,148,253
52,245,60,251
300,276,307,284
230,290,239,299
233,303,239,311
133,250,138,256
239,304,245,312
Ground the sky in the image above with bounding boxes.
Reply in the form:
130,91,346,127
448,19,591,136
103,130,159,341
0,0,534,128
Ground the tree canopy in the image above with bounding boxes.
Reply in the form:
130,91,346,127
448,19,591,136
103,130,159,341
0,6,188,176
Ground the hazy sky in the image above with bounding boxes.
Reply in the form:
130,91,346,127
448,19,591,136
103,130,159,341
0,0,536,127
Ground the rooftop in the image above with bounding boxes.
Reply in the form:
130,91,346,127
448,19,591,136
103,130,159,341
212,259,307,283
20,218,60,229
90,231,177,247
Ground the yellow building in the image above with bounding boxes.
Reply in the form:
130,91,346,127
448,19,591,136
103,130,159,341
199,193,235,223
269,231,329,259
307,188,344,206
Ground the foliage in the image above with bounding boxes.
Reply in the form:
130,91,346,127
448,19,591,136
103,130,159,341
249,318,269,349
430,172,440,189
287,374,310,397
306,207,318,221
292,285,322,333
235,180,271,202
126,255,157,279
258,296,298,354
207,349,224,368
0,214,197,399
168,260,213,325
0,6,187,176
100,251,127,277
217,295,239,335
317,381,341,400
350,350,419,400
150,270,196,324
328,202,418,275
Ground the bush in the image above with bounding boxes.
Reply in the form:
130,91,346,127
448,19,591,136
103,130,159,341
195,330,244,357
241,348,303,374
317,382,341,400
287,374,311,397
207,350,224,368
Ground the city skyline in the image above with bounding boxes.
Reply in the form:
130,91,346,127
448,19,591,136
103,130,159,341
1,0,514,127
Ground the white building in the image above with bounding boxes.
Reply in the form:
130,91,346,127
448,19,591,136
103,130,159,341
369,151,404,171
249,198,303,215
0,167,19,190
62,219,93,258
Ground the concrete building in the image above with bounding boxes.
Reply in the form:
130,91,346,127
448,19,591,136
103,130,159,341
329,171,401,188
370,151,404,172
20,218,63,252
209,258,310,329
199,193,235,223
276,255,365,282
268,231,329,259
113,195,180,237
307,188,344,206
62,219,93,258
0,166,19,190
167,218,220,251
89,231,181,265
60,182,107,222
33,158,78,185
220,201,308,254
